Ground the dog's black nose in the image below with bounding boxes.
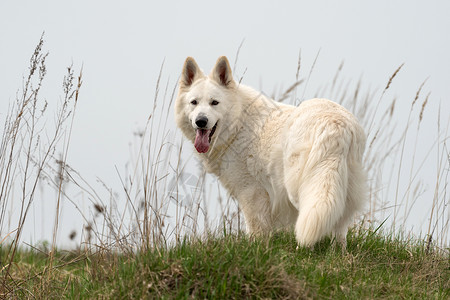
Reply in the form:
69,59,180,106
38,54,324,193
195,116,208,128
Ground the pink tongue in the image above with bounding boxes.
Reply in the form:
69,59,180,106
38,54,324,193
194,129,211,153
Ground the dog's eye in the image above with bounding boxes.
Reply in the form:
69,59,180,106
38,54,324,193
211,100,219,106
190,99,198,105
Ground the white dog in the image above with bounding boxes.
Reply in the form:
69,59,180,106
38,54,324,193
175,56,367,247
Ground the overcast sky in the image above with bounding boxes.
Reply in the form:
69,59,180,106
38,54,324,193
1,1,449,246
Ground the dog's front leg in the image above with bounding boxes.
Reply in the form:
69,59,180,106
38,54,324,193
237,186,272,235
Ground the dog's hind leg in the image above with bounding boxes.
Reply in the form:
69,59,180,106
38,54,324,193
332,153,367,251
331,216,350,253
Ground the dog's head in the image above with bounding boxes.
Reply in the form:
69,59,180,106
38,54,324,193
175,56,242,154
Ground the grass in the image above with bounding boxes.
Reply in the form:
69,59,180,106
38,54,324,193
0,35,449,298
2,228,449,299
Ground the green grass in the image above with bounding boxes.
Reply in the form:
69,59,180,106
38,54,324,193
2,228,449,299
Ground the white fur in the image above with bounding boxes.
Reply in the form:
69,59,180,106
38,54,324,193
175,56,367,247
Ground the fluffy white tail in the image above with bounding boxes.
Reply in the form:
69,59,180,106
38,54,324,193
295,149,349,247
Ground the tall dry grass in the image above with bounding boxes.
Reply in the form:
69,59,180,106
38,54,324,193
0,34,82,295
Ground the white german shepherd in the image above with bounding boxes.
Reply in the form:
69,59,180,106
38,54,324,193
175,56,367,248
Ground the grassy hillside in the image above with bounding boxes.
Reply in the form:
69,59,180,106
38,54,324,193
1,36,449,300
2,228,448,299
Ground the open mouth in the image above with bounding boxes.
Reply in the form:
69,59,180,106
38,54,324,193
194,122,218,153
209,122,217,142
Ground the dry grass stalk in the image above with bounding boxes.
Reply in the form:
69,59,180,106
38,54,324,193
299,48,320,105
367,63,404,133
419,92,430,124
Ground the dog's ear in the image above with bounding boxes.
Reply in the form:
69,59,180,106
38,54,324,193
181,57,203,87
211,56,234,87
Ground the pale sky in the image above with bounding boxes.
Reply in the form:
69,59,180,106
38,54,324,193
1,1,449,247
